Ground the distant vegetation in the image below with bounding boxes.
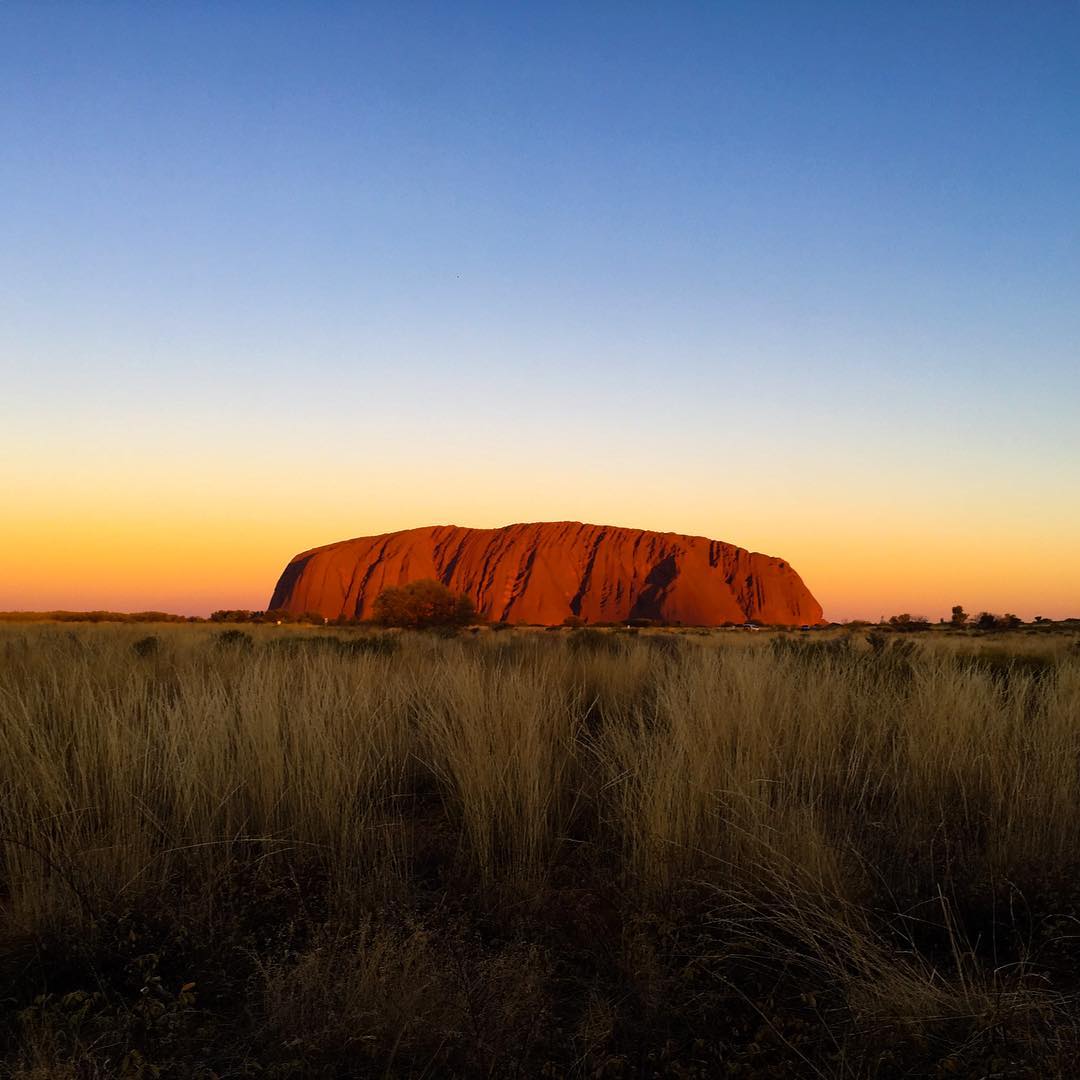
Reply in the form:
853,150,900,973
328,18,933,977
209,608,326,624
2,606,1077,632
2,623,1080,1076
0,610,197,624
886,612,931,630
977,611,1023,630
881,610,1026,632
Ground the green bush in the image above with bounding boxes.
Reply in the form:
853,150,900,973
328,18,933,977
372,580,478,629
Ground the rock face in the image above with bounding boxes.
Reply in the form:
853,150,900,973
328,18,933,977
269,522,824,626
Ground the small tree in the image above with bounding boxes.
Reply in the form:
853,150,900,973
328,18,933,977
372,580,478,629
950,605,968,627
975,612,998,630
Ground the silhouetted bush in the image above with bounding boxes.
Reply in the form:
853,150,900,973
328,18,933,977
210,609,258,623
887,613,931,631
974,612,1023,631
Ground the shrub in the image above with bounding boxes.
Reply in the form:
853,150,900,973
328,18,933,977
974,612,1022,630
887,613,930,631
132,635,160,658
210,609,258,623
259,609,292,624
372,580,478,629
214,629,253,651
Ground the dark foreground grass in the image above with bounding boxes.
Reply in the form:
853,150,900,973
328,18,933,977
2,624,1080,1078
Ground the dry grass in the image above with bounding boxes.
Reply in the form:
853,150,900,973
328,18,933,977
2,622,1080,1077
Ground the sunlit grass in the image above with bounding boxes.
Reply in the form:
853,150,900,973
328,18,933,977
2,622,1079,1076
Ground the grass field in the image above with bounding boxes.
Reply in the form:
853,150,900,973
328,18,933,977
2,622,1080,1078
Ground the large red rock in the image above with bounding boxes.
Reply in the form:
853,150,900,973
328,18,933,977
269,522,824,626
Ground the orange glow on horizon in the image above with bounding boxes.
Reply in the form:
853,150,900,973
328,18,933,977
4,497,1078,622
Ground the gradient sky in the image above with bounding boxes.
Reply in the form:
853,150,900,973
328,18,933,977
2,2,1078,621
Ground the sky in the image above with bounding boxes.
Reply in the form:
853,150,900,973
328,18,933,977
2,2,1078,621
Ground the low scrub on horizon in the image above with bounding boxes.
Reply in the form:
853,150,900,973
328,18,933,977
2,624,1080,1077
5,607,1080,631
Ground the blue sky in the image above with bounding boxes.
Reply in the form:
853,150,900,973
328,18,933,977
2,2,1078,618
